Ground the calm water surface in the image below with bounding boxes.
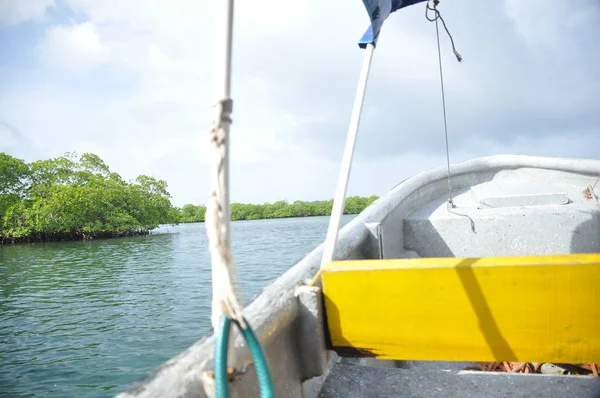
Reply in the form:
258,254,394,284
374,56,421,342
0,215,354,398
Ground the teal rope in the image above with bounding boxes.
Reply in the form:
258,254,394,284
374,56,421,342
215,316,275,398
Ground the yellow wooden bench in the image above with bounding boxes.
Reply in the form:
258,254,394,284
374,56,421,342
321,254,600,363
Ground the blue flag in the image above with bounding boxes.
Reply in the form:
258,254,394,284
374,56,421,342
359,0,427,48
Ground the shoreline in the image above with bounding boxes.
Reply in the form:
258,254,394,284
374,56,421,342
1,213,362,245
0,150,378,246
178,212,360,223
179,196,378,223
0,229,152,245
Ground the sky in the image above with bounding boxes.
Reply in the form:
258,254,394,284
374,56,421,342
0,0,599,207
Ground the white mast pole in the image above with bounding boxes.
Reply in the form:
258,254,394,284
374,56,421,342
320,43,375,268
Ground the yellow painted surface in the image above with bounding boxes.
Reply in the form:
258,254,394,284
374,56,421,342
321,254,600,363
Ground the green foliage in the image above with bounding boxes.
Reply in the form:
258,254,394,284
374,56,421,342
180,204,206,223
179,195,379,223
0,152,179,243
0,153,31,218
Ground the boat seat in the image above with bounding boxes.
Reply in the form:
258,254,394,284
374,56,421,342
321,253,600,363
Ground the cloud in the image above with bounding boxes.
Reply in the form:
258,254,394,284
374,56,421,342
0,0,54,28
504,0,600,49
39,21,109,70
0,0,598,207
0,121,37,160
265,1,600,161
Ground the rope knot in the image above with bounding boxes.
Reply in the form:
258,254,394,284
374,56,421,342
213,98,234,125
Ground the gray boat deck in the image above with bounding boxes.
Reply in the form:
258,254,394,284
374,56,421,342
318,360,600,398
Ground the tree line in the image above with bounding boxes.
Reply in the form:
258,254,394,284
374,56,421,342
0,152,179,243
0,152,379,243
179,195,378,223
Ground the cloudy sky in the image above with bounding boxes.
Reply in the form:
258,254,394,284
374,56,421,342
1,0,599,207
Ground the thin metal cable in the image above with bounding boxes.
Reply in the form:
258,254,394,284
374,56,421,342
434,17,453,206
427,1,474,231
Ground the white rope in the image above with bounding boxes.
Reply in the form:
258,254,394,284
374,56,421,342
320,43,375,268
207,0,246,331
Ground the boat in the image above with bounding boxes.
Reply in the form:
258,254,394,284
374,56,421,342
115,154,600,398
115,0,600,397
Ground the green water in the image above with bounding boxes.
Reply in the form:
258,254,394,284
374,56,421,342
0,215,354,398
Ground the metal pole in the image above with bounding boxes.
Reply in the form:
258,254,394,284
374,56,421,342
320,43,375,268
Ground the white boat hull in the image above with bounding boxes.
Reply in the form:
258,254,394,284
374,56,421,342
116,155,600,398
